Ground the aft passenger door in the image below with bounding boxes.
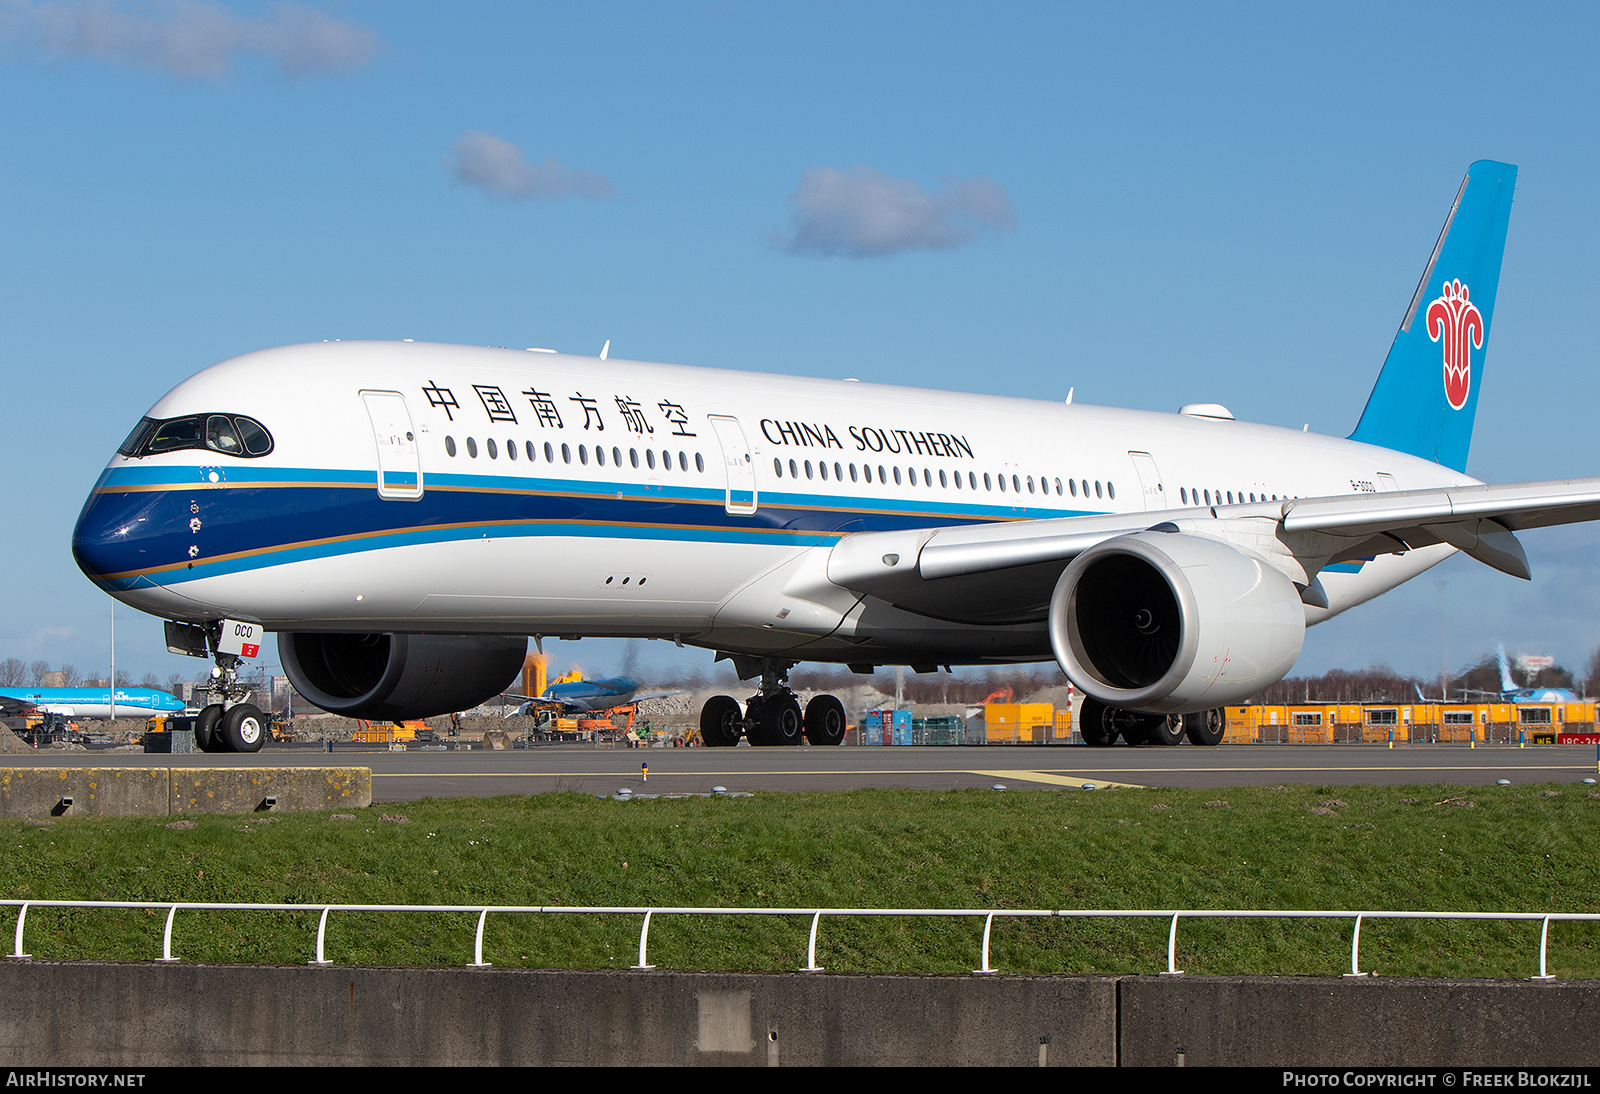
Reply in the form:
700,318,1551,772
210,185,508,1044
708,415,758,515
361,390,424,501
1127,451,1166,510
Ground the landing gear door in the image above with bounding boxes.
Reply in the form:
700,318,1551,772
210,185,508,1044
361,391,424,501
1128,451,1166,510
708,415,758,515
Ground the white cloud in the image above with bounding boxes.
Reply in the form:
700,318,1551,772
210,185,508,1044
25,626,74,650
0,0,377,79
446,130,614,202
772,165,1016,258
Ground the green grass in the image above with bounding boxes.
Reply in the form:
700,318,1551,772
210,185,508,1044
4,783,1599,977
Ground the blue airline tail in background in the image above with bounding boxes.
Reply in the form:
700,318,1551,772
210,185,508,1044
1349,160,1517,472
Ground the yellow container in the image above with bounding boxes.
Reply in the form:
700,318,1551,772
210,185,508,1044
985,702,1053,742
1224,706,1278,743
1054,708,1073,740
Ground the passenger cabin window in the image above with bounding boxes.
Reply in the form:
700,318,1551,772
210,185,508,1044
119,414,275,459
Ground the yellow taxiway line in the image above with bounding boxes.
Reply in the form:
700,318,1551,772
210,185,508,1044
969,769,1146,789
370,768,1150,789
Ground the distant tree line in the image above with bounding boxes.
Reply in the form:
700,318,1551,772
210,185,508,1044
650,661,1073,705
663,649,1600,708
6,643,1599,713
0,658,190,696
1251,649,1597,706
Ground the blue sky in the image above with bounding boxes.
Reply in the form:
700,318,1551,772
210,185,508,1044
4,1,1600,688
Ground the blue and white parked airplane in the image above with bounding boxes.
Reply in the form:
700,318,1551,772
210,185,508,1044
0,687,185,721
71,160,1600,752
502,676,684,718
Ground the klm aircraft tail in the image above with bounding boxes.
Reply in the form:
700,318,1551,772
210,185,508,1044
1349,160,1516,472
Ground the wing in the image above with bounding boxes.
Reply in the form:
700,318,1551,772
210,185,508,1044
823,477,1600,624
1277,477,1600,579
499,693,584,715
0,695,40,717
631,689,689,703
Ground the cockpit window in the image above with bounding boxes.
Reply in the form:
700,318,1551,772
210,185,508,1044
147,416,205,454
206,415,242,454
117,418,157,458
118,414,275,459
236,417,273,455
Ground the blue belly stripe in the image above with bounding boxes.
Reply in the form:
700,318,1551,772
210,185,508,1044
75,465,1097,589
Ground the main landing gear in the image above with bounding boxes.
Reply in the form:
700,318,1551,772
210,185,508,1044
1078,696,1224,747
699,659,847,747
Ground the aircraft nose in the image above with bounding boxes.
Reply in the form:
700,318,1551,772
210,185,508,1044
71,482,179,591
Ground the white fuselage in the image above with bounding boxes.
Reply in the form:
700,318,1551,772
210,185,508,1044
72,341,1470,666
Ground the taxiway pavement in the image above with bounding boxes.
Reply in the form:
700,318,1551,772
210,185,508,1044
5,742,1594,800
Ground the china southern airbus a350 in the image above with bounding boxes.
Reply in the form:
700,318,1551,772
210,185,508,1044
71,161,1600,753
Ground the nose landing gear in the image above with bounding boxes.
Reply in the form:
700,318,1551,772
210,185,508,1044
165,620,268,754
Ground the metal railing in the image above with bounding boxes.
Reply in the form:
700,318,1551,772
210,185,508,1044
4,900,1597,978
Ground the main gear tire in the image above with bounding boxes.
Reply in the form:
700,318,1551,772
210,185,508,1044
1183,708,1225,746
1145,714,1185,746
1078,696,1119,747
752,694,803,746
803,695,847,746
700,695,743,747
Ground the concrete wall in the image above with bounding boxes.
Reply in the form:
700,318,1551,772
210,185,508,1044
0,767,371,818
1,963,1597,1066
1118,975,1600,1067
0,963,1113,1067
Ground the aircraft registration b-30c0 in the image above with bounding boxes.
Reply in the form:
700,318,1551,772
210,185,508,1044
71,160,1600,752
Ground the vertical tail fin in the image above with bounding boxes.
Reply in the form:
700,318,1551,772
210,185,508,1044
1348,160,1516,471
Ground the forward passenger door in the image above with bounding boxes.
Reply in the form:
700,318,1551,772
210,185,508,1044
361,390,424,501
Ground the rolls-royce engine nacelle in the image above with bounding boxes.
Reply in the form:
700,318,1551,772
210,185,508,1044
280,633,528,721
1048,531,1306,715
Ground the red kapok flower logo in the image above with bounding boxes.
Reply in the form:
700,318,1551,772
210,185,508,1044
1426,278,1483,411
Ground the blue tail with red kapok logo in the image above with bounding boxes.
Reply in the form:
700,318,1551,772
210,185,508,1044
1349,160,1516,472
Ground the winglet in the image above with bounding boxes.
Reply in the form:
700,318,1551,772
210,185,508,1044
1349,161,1517,471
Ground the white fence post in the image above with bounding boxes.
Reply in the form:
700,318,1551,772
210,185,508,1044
802,912,824,972
1163,913,1183,976
1345,914,1367,977
470,909,491,967
310,907,333,966
9,903,29,960
159,905,180,963
632,910,656,970
975,912,996,974
1534,916,1556,980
